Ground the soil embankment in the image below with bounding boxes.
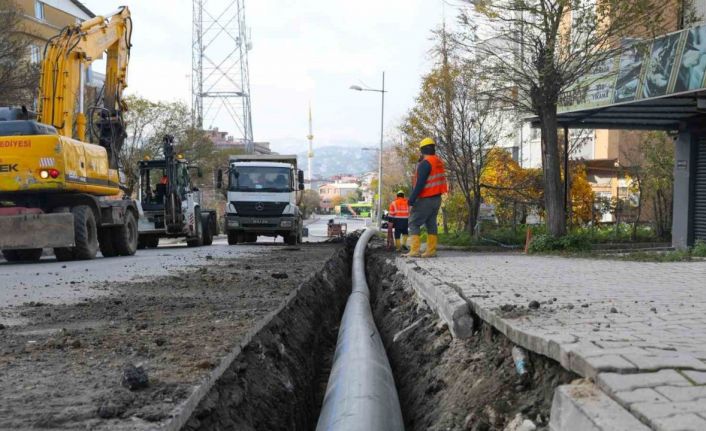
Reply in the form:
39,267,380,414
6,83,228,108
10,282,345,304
366,247,577,431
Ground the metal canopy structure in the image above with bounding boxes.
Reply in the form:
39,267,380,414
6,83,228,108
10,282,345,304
539,91,706,131
192,0,254,153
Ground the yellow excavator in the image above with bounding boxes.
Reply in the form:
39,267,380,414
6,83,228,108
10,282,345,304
0,7,138,261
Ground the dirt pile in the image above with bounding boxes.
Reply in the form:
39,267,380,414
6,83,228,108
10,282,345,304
0,244,343,430
366,250,577,431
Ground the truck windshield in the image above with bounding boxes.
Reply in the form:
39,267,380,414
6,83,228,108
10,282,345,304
230,166,291,192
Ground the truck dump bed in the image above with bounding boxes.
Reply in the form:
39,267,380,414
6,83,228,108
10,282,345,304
229,154,298,170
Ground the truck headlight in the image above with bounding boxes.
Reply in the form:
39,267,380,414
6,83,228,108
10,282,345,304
227,203,237,214
229,219,240,227
280,220,293,228
282,204,295,215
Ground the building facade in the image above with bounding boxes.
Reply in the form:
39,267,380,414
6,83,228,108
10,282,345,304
16,0,94,64
204,128,271,155
318,182,360,211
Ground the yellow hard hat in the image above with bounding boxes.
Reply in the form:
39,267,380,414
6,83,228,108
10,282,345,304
419,137,435,148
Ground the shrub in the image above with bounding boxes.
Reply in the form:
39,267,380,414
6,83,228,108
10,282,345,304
692,240,706,258
528,233,591,253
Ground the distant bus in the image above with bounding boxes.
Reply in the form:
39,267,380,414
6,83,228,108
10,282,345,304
335,202,372,218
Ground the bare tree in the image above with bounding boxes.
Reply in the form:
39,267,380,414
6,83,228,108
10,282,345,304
459,0,675,236
0,0,40,106
402,28,508,233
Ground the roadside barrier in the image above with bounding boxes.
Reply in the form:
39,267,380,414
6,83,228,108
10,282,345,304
315,228,404,431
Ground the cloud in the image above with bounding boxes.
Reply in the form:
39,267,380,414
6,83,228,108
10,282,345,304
80,0,450,146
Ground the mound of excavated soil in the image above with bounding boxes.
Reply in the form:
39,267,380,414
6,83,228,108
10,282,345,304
366,250,577,431
0,244,341,430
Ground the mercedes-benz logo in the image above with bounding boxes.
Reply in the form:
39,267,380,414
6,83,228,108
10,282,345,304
255,202,265,211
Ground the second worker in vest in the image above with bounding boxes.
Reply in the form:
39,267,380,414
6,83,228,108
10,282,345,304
388,191,410,251
404,137,448,258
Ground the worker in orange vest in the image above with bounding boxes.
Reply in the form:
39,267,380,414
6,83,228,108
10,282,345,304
388,191,410,251
404,137,448,258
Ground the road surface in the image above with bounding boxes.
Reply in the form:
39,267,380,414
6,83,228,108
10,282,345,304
0,216,369,323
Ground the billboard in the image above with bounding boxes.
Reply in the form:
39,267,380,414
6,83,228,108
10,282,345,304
559,24,706,113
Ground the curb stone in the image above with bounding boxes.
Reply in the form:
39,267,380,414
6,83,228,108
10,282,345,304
549,384,650,431
395,257,474,339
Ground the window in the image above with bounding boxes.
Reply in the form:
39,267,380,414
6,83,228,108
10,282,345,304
29,45,41,64
530,127,541,141
229,166,291,192
34,1,45,21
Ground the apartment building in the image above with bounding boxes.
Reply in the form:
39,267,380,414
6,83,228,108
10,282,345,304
15,0,94,64
318,182,360,211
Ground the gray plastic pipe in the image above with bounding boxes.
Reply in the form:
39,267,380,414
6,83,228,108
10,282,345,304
316,228,404,431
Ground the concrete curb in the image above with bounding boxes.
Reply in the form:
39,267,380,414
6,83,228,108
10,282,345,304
393,257,657,431
549,384,650,431
395,257,474,339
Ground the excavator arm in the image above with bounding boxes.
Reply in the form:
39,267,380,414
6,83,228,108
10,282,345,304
38,7,132,169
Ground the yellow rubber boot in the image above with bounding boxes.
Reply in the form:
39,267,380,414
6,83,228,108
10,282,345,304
422,234,438,258
400,235,408,251
394,239,401,251
403,235,421,257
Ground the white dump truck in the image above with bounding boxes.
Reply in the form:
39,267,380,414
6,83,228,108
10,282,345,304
218,154,306,245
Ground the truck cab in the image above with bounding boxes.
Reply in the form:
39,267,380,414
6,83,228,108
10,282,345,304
220,155,305,245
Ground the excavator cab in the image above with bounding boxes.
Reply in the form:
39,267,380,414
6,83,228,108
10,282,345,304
0,107,58,136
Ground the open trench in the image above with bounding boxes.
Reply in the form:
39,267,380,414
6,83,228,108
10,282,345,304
183,236,577,431
181,237,359,431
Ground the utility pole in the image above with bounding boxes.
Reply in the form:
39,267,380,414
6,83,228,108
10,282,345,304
307,103,314,190
192,0,254,152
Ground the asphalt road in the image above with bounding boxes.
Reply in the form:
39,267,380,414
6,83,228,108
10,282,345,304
0,216,369,323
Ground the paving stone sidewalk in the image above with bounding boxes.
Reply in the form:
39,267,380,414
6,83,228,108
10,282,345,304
398,252,706,431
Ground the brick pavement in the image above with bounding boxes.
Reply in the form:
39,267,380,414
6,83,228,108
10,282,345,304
398,252,706,431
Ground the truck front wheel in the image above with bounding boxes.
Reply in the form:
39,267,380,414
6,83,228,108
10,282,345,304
285,233,298,246
201,214,214,246
187,208,204,248
227,231,239,245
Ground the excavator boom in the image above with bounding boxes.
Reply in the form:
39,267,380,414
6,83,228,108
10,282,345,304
38,6,132,169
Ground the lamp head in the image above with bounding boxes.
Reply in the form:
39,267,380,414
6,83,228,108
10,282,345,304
349,85,363,91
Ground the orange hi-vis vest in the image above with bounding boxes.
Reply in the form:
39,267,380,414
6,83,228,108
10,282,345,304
389,198,410,219
415,155,448,198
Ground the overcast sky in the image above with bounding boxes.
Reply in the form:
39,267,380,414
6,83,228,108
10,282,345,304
80,0,459,152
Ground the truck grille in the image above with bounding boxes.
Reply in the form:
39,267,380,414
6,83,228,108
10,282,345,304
233,201,287,217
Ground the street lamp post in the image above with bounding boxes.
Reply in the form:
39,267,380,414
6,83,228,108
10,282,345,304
350,72,386,227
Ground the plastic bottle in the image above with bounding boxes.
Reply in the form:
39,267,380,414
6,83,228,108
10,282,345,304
512,346,529,376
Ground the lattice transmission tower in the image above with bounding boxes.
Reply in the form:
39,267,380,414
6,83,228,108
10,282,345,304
192,0,254,152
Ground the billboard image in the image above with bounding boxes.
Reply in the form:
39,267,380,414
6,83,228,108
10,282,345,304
674,25,706,93
641,33,682,98
614,41,647,103
558,23,706,113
